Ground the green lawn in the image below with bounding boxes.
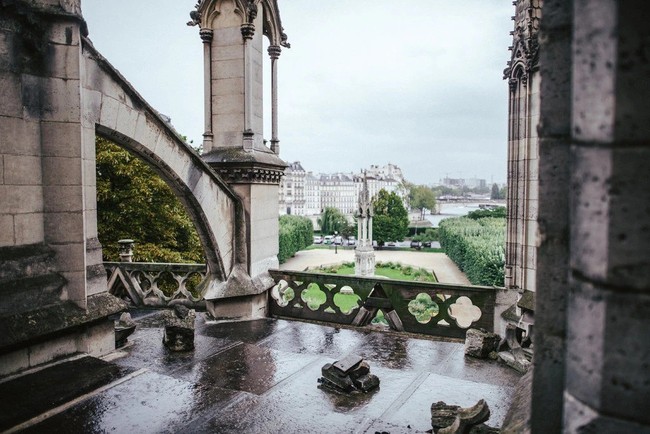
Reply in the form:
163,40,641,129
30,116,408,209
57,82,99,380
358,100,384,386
317,262,437,283
285,262,437,323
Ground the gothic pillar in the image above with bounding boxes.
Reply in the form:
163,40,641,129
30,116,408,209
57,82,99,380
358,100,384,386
189,0,289,320
241,21,255,151
268,45,281,154
200,28,213,151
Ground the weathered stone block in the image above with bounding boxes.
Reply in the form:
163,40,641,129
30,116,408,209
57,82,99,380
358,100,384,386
43,185,83,212
352,374,379,393
45,43,80,80
321,362,353,392
431,401,461,431
214,58,244,80
566,280,650,424
162,305,196,351
42,156,81,186
0,116,41,156
465,328,500,359
41,121,82,157
99,95,120,130
0,185,43,214
4,155,42,185
0,215,15,247
0,72,22,117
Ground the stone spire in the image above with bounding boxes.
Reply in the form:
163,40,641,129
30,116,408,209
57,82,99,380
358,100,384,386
355,171,375,276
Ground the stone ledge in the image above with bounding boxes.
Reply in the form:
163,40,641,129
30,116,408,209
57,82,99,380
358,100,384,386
0,292,127,354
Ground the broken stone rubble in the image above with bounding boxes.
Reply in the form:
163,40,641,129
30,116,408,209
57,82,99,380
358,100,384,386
162,305,196,351
114,312,136,348
464,328,500,359
431,399,499,434
318,354,380,394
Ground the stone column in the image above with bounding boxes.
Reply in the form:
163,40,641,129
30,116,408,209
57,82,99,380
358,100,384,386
241,22,255,151
268,45,281,154
194,0,287,321
200,28,213,151
531,1,572,432
562,0,650,431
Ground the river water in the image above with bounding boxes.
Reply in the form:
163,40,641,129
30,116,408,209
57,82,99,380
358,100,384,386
425,201,505,227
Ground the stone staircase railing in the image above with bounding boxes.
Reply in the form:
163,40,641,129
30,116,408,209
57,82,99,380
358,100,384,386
268,269,496,339
104,262,208,309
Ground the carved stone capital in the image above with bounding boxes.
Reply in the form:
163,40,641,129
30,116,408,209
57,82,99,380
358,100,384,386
199,28,213,43
268,45,282,60
241,22,255,40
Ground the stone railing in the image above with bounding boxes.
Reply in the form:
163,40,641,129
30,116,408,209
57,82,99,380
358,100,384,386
268,270,496,339
104,262,208,308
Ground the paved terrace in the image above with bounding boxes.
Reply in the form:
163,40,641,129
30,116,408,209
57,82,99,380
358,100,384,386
1,311,520,433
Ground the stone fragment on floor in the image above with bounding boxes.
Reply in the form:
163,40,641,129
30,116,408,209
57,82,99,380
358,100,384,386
162,305,196,351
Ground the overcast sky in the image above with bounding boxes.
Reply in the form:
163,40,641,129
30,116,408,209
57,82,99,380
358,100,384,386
82,1,513,186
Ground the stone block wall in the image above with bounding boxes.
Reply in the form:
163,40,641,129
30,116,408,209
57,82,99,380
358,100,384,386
532,0,650,431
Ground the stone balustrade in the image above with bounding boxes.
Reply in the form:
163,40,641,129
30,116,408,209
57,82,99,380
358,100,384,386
268,269,496,339
104,262,208,308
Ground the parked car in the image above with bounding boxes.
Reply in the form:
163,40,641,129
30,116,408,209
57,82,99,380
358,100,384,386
347,236,356,246
334,235,343,245
423,241,432,248
410,240,423,250
323,235,333,244
313,236,323,244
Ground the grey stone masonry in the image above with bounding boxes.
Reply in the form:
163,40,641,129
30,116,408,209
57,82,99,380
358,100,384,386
528,0,650,432
464,328,499,359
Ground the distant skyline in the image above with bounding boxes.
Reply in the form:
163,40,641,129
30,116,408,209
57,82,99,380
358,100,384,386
82,1,513,185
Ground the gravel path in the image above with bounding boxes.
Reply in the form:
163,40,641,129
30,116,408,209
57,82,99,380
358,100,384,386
279,247,471,285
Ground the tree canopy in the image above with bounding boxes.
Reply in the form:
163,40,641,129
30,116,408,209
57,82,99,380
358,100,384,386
372,189,409,246
318,207,348,235
278,215,313,263
96,137,205,263
409,184,437,218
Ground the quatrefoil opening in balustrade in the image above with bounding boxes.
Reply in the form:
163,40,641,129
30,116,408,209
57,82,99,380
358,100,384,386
301,283,327,311
156,272,179,297
448,296,482,328
270,279,294,307
333,286,360,315
183,272,204,298
408,293,440,324
132,270,151,293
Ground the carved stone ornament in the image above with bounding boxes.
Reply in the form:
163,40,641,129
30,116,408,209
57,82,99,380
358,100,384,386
187,2,203,26
215,166,285,185
503,2,541,81
246,0,258,23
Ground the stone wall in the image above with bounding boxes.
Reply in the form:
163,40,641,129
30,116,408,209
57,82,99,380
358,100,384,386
532,0,650,431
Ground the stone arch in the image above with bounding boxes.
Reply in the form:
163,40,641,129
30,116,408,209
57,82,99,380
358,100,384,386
81,37,247,285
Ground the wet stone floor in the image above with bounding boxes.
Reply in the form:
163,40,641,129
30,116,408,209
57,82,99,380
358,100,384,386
18,311,521,433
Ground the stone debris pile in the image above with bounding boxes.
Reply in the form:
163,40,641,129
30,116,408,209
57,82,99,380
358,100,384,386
318,354,380,394
431,399,499,433
162,305,196,351
114,312,136,348
464,328,499,359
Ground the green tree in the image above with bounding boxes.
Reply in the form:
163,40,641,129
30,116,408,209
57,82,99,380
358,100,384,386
372,189,409,246
278,215,313,263
409,184,437,219
467,206,507,220
490,183,501,200
318,207,348,235
96,137,205,263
